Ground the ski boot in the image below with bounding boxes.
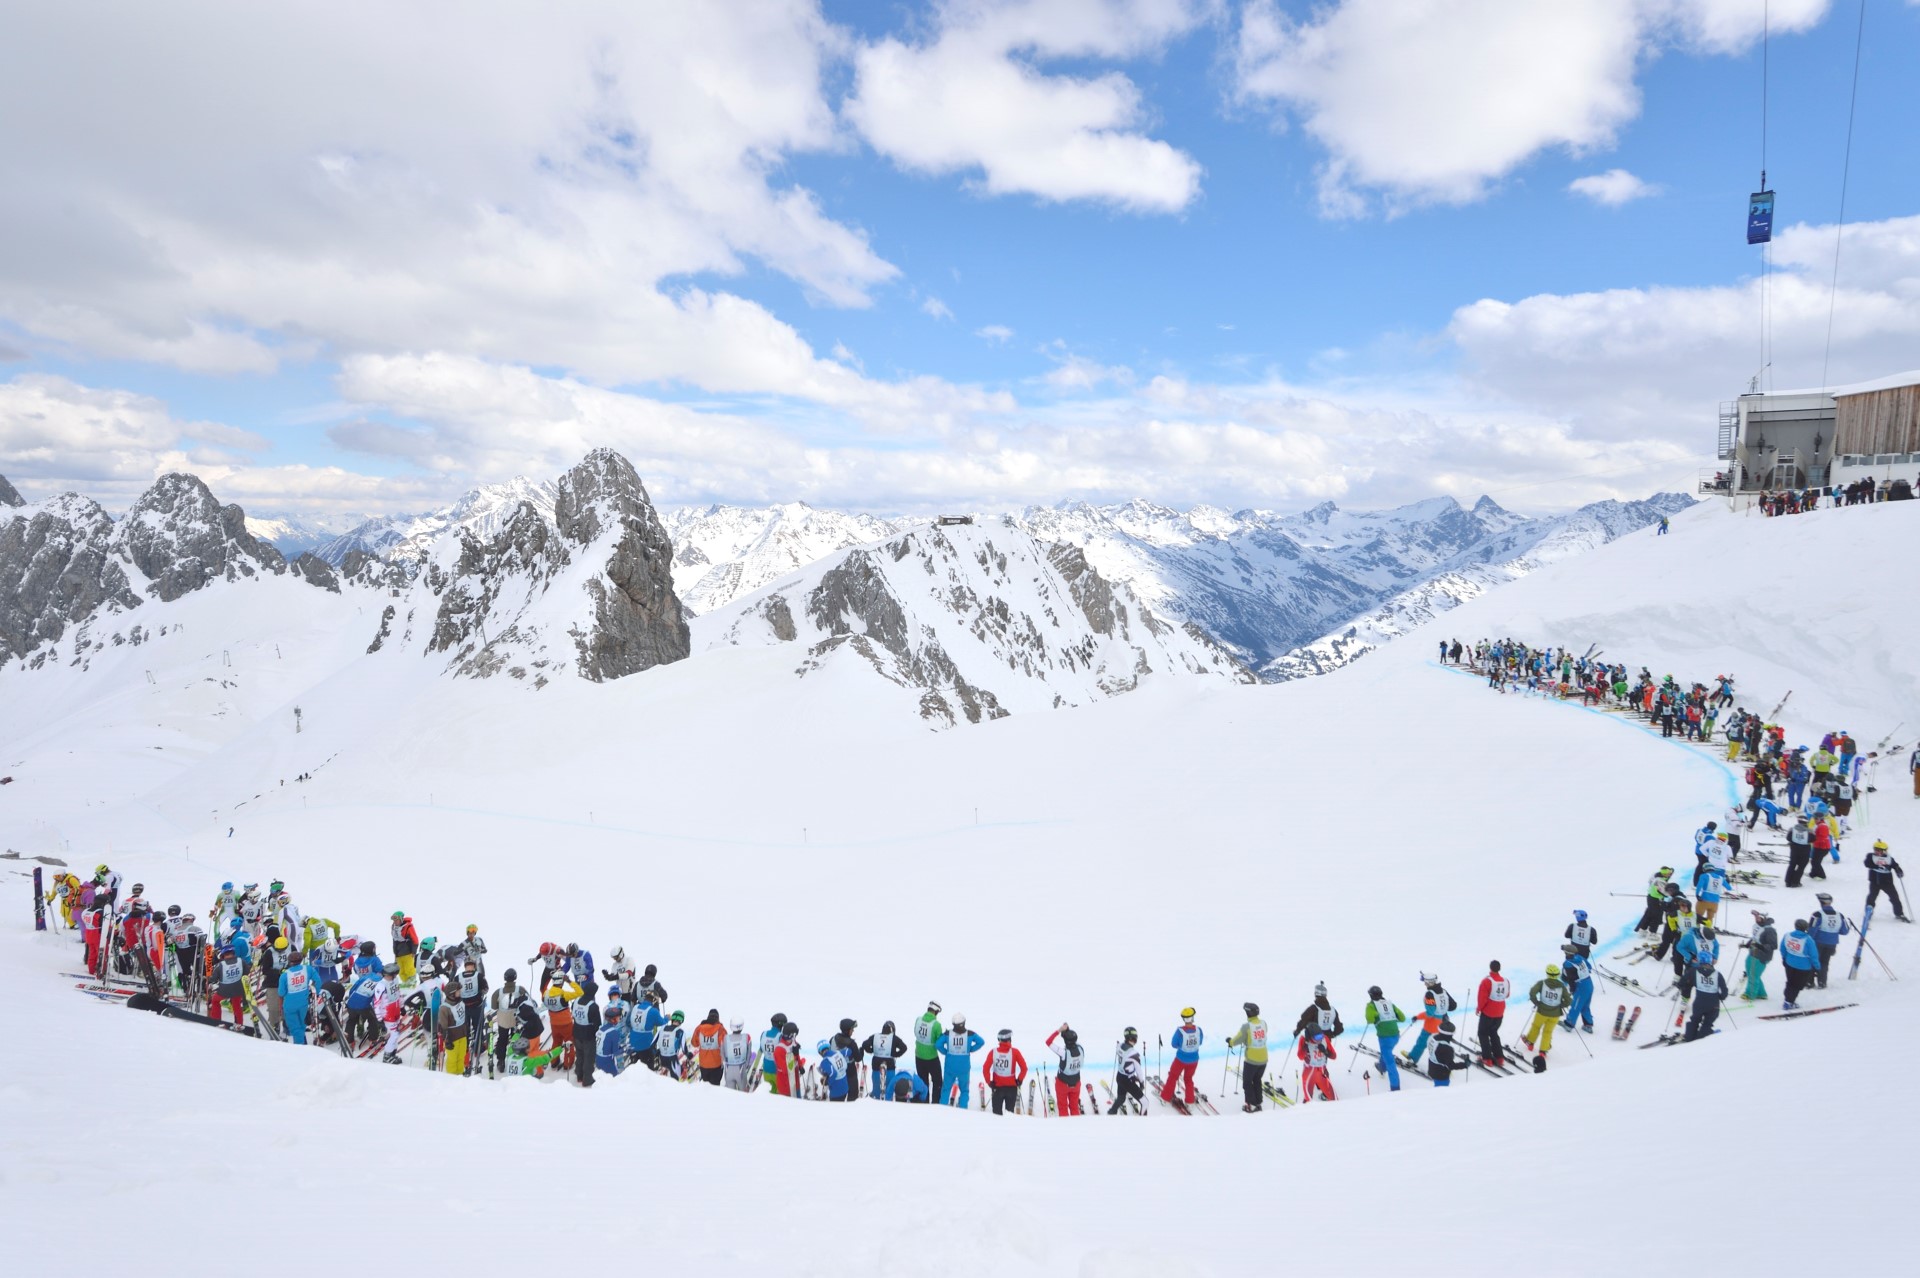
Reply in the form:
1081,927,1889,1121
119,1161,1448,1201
381,1051,403,1065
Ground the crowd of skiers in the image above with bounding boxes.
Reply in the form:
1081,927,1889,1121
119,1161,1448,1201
42,635,1903,1113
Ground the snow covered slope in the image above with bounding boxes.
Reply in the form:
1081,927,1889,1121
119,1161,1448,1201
2,498,1916,1272
661,502,916,615
695,517,1252,725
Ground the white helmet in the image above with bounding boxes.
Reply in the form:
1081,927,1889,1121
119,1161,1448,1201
609,946,625,965
729,1018,743,1032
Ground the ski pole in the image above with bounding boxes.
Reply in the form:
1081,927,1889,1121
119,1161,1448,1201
1566,1019,1594,1057
1347,1024,1372,1073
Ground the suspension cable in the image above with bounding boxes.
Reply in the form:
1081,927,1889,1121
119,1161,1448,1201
1821,0,1869,392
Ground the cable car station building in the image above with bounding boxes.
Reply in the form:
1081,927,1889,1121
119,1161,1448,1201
1714,369,1920,496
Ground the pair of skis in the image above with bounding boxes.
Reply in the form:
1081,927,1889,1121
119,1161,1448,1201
1609,1003,1644,1040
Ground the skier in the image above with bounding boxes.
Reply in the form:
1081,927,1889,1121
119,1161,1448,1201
1159,1009,1202,1108
818,1037,852,1101
595,1002,627,1079
1472,961,1509,1067
1046,1025,1086,1115
1785,816,1814,887
1109,1027,1146,1115
389,911,420,987
1636,869,1674,935
1558,946,1596,1033
861,1021,908,1099
1683,959,1728,1042
1520,964,1569,1057
1653,884,1694,972
1807,895,1851,988
1427,1020,1461,1087
1564,909,1596,957
983,1029,1028,1115
1297,1031,1337,1102
543,972,580,1072
1780,921,1821,1010
1863,839,1909,920
891,1072,931,1103
1292,982,1345,1041
278,948,315,1045
1405,974,1457,1066
343,959,381,1044
772,1022,804,1097
208,943,247,1027
454,955,488,1073
722,1019,755,1090
759,1012,789,1090
436,978,470,1076
633,962,668,1006
172,913,206,999
692,1009,725,1085
488,969,537,1075
1226,1002,1270,1112
1695,863,1728,925
600,947,636,1000
458,923,488,978
80,897,104,976
661,1010,693,1079
1362,986,1406,1092
914,1001,945,1102
833,1018,863,1101
622,989,664,1070
938,1016,984,1108
569,985,601,1087
1740,913,1778,1001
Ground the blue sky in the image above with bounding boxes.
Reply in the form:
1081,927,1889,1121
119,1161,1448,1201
3,1,1918,523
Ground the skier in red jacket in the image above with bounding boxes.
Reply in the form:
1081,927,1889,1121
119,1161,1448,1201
1298,1031,1337,1102
983,1029,1028,1114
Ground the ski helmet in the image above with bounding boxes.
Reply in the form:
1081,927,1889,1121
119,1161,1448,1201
609,947,625,965
220,881,233,891
729,1019,743,1032
538,942,555,957
1715,832,1728,842
96,864,109,876
183,913,195,924
1062,1028,1078,1047
882,1020,896,1034
1421,971,1440,987
1545,964,1561,977
130,882,144,896
465,924,478,936
273,936,288,951
1573,909,1587,922
220,943,235,956
816,1040,832,1055
167,904,180,916
839,1017,856,1035
1874,839,1889,851
1488,960,1502,973
359,939,376,955
670,1010,684,1023
1666,883,1683,897
1816,893,1833,905
1795,919,1809,931
383,962,399,976
1367,985,1383,999
927,1000,941,1014
1694,958,1715,973
566,942,579,956
953,1014,967,1029
996,1029,1013,1043
1180,1006,1196,1021
229,918,244,932
391,910,404,921
1312,982,1327,999
1243,1002,1260,1017
642,963,657,979
1439,1019,1456,1034
1705,821,1717,832
1699,924,1714,937
504,968,518,983
771,1012,788,1028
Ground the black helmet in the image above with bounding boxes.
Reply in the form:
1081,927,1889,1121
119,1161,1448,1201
781,1022,798,1040
1367,985,1383,999
643,963,657,979
882,1020,895,1034
1243,1002,1259,1017
167,904,181,916
771,1012,787,1028
1123,1026,1138,1041
359,940,377,955
839,1017,856,1035
504,968,518,982
1062,1028,1078,1046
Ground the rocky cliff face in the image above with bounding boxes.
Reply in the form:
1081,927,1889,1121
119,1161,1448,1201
697,518,1251,728
411,449,688,685
0,473,22,507
114,473,285,601
0,493,143,663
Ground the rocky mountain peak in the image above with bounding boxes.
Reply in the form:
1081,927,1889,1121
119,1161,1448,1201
115,472,284,602
0,473,22,508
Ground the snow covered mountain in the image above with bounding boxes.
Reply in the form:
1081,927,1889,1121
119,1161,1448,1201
1017,492,1694,674
696,517,1251,726
313,476,559,566
660,502,917,615
242,512,355,558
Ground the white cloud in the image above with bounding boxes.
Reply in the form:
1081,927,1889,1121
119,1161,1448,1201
922,296,955,321
976,324,1015,344
1568,168,1660,206
1233,0,1828,216
1039,346,1137,391
1447,213,1920,438
845,1,1207,213
0,2,908,398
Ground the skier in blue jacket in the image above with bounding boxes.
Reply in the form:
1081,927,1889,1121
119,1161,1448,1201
1160,1009,1203,1106
1557,946,1596,1032
595,1008,627,1078
626,993,668,1069
819,1039,852,1101
277,950,316,1045
938,1017,985,1107
889,1071,931,1103
1780,922,1820,1010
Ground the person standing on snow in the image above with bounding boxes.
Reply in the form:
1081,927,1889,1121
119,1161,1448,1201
1047,1025,1086,1115
692,1010,726,1085
1110,1027,1146,1115
861,1021,908,1099
1740,913,1778,1001
1696,863,1729,926
595,1000,627,1079
568,985,602,1087
455,955,489,1074
389,911,420,987
833,1018,864,1102
1297,1031,1337,1102
1636,869,1674,935
436,978,471,1075
657,1011,689,1079
489,970,537,1075
626,990,668,1070
1683,960,1729,1041
722,1019,755,1090
772,1022,805,1097
600,948,636,1001
1159,1009,1203,1108
759,1012,789,1090
818,1037,852,1101
938,1016,985,1108
1472,962,1510,1068
277,948,315,1046
914,1001,945,1102
1807,895,1850,987
1784,816,1814,887
542,972,580,1072
1292,982,1345,1043
1558,946,1596,1034
983,1029,1028,1114
1780,921,1821,1010
1564,910,1596,958
1864,840,1909,921
1521,965,1569,1056
1426,1020,1461,1087
1227,1003,1271,1112
1405,974,1457,1066
1363,987,1406,1092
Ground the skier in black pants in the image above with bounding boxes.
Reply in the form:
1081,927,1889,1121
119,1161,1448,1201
1110,1027,1145,1114
834,1018,864,1102
571,983,601,1087
1784,818,1814,888
1683,960,1727,1042
860,1021,907,1100
1864,840,1909,920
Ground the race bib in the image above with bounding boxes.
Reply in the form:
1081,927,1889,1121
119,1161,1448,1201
1488,979,1510,1001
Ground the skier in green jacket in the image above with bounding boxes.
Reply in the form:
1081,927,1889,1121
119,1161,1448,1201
1521,966,1570,1057
1226,1002,1271,1112
912,1001,944,1102
1362,986,1407,1092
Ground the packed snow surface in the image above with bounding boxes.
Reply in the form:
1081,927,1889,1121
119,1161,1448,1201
3,499,1917,1274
